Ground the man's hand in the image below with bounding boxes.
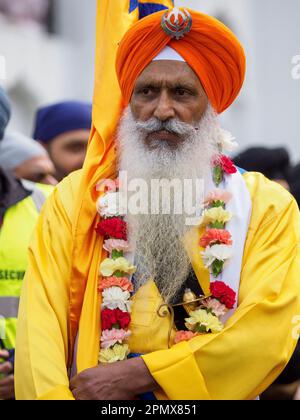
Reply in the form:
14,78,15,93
0,350,15,400
294,385,300,400
70,357,159,400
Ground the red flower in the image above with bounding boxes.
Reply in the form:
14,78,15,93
221,291,236,310
101,308,131,330
101,308,117,330
210,281,236,309
210,281,227,299
116,309,131,329
96,217,127,240
213,155,237,175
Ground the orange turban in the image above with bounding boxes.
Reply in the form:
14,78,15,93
116,8,246,113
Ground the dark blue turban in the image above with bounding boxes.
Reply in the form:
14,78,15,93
33,101,92,143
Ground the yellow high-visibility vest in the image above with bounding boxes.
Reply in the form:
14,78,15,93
0,181,52,349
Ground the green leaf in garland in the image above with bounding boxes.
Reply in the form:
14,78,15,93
212,259,224,277
112,323,120,330
211,200,225,209
210,221,225,229
111,250,123,260
213,165,223,186
206,308,214,315
195,324,208,334
114,270,125,278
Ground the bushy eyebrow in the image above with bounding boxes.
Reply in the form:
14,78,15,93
134,79,199,93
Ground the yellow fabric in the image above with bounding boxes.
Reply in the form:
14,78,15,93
143,172,300,400
15,171,300,400
15,178,76,400
0,183,52,349
68,0,174,373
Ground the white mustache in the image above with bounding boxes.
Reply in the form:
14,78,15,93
135,117,198,136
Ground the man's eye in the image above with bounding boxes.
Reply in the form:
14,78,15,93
141,88,151,95
65,143,86,153
175,88,187,96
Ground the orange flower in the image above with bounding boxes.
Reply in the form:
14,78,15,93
174,330,198,344
200,229,232,248
98,276,134,293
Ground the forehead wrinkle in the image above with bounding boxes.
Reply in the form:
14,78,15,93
134,75,200,90
134,63,203,93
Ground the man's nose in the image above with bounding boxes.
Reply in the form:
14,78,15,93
153,91,176,121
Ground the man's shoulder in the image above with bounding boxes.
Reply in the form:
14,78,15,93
243,171,298,226
57,169,83,196
54,169,83,220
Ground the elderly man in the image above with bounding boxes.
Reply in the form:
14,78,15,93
15,8,300,400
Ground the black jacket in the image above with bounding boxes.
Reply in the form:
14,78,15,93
0,167,31,226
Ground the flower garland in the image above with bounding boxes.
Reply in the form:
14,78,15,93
202,155,237,277
96,154,238,353
96,179,136,364
174,155,237,344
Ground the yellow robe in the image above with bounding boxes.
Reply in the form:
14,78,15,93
15,171,300,400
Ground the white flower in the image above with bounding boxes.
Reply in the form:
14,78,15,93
202,244,232,268
218,129,239,152
96,192,127,217
102,286,132,312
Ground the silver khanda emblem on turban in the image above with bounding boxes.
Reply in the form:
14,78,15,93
161,7,192,40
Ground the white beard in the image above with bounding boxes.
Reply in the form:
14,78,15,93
116,105,220,303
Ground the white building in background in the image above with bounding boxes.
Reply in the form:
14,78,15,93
179,0,300,160
0,11,80,135
1,0,300,160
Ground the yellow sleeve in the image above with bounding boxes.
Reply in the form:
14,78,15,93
15,179,75,400
143,177,300,400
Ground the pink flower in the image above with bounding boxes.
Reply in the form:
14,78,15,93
96,179,119,193
103,239,131,253
202,298,227,317
200,229,233,248
204,189,232,206
174,331,198,344
100,328,131,349
98,276,134,292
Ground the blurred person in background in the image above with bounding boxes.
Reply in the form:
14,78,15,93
33,101,92,182
0,0,49,27
0,87,53,400
234,146,300,400
234,146,300,207
0,131,57,186
288,164,300,209
234,147,291,189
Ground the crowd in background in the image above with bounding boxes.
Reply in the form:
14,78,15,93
0,86,91,400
